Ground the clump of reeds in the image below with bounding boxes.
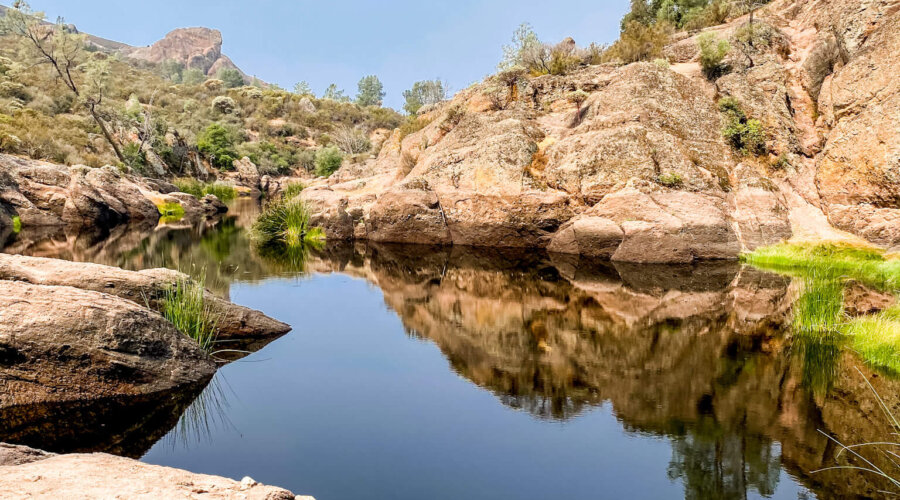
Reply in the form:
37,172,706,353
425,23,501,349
281,182,305,200
251,197,325,249
161,278,218,351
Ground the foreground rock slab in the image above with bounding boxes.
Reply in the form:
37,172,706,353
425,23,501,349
0,281,216,408
0,253,291,340
0,444,310,499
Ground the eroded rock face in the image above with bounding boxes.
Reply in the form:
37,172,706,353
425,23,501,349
302,60,792,261
0,254,290,340
0,154,228,237
125,27,247,80
0,281,216,408
0,445,301,500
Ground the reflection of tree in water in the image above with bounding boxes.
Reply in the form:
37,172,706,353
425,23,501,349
666,418,781,500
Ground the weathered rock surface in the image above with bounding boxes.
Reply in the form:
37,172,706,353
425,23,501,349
0,254,291,340
0,154,225,234
0,280,215,408
0,444,306,500
124,27,248,81
301,60,792,262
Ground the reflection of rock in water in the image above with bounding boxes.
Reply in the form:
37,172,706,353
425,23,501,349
0,382,208,458
308,243,900,499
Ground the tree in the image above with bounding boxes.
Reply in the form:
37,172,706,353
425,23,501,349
182,68,206,85
356,75,385,107
293,81,313,96
402,79,448,115
217,67,244,88
499,23,544,70
323,83,349,102
0,1,125,162
197,123,238,170
159,59,184,83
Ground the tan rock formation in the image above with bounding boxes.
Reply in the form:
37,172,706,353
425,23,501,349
0,280,215,408
0,444,305,499
0,254,290,340
125,27,247,80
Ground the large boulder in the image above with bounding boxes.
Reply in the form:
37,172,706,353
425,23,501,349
0,254,290,340
0,281,215,408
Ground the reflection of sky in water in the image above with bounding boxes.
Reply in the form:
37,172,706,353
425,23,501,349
142,274,813,500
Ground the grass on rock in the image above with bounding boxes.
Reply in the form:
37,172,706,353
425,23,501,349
742,241,900,374
162,278,218,352
11,215,21,233
156,201,186,223
281,182,305,200
174,178,238,203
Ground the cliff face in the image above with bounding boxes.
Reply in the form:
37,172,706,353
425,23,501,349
301,0,900,262
124,27,247,80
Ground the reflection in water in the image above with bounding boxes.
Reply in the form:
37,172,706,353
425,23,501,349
4,201,900,499
0,383,208,458
162,374,236,451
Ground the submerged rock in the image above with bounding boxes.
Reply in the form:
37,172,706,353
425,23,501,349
0,253,291,340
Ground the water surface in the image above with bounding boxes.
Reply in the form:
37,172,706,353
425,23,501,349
3,200,895,499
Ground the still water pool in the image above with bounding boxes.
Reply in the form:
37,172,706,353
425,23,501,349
3,200,889,499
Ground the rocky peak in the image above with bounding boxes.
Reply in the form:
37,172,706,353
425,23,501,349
125,27,246,79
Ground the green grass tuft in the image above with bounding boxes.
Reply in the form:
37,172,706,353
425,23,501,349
251,197,325,249
281,182,305,200
161,278,218,352
174,178,238,203
156,201,186,223
11,215,21,234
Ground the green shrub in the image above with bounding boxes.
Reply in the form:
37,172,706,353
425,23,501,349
11,215,21,233
314,146,343,177
297,148,316,172
252,197,325,248
182,68,206,85
211,96,236,114
197,123,239,170
606,21,672,63
653,58,670,69
719,97,766,156
217,68,244,89
698,33,730,79
162,278,217,351
657,172,684,188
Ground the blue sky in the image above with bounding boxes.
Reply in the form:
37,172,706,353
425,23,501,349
28,1,628,109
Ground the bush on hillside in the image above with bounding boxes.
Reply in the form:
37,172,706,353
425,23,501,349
719,97,766,156
314,146,343,177
606,21,672,63
698,33,730,79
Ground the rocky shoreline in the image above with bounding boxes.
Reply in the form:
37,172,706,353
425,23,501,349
0,443,313,499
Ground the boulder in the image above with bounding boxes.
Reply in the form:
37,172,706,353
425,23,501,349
367,186,451,245
0,254,291,340
233,156,261,193
0,281,216,408
0,445,304,499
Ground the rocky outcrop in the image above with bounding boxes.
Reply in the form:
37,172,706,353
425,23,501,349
0,154,225,235
301,60,792,262
297,0,900,259
0,254,291,340
124,27,247,81
0,280,215,408
0,444,309,499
